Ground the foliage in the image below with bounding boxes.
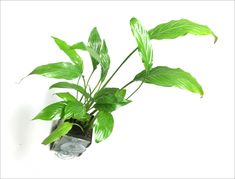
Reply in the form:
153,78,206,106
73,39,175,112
27,18,216,144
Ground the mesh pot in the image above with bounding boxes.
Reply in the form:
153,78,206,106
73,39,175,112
50,119,93,159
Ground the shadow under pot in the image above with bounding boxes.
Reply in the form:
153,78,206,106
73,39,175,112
50,118,93,159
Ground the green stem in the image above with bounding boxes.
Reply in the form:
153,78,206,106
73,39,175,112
76,76,81,99
100,47,138,90
121,80,134,90
127,81,144,99
85,80,101,109
80,70,95,102
86,47,138,110
91,79,101,96
79,76,86,102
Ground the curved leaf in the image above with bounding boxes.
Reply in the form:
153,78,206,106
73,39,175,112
148,19,217,43
134,66,203,96
93,103,117,113
130,17,153,72
42,122,73,145
55,92,77,102
33,102,65,120
29,62,82,80
94,88,131,112
88,27,102,70
94,111,114,143
52,37,84,70
100,40,111,82
70,42,87,50
49,82,90,98
87,28,111,82
63,101,89,121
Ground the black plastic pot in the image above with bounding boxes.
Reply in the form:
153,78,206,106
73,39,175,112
50,118,93,159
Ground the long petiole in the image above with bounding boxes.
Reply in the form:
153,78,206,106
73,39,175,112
90,79,101,96
76,76,81,99
80,69,95,102
87,47,138,109
100,47,138,90
127,81,144,99
121,80,134,90
126,73,147,99
79,76,86,102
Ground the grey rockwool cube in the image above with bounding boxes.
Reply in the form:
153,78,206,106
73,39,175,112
50,120,93,159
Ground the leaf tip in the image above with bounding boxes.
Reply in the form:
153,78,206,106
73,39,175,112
130,17,137,24
200,89,204,98
41,140,48,145
213,35,218,44
95,139,101,143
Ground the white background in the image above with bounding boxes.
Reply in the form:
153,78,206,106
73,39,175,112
1,1,234,178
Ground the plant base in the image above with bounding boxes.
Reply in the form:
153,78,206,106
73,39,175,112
50,120,92,159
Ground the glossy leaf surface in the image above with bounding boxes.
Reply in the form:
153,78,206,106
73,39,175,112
94,111,114,143
63,101,89,121
70,42,87,50
52,37,84,68
134,66,204,96
33,102,65,120
55,92,77,102
29,62,82,80
94,88,131,112
49,82,90,98
99,40,111,82
130,17,153,72
148,19,217,43
42,122,73,145
88,27,102,70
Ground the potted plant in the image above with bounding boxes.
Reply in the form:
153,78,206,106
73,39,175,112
23,17,217,159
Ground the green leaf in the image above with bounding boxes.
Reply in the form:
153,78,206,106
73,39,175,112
71,42,102,65
29,62,82,80
87,28,111,82
88,27,102,70
99,40,111,82
33,102,65,120
94,111,114,143
130,17,153,72
49,82,90,98
63,101,89,121
70,42,87,50
93,103,117,113
148,19,217,43
94,88,131,112
52,37,84,69
134,66,204,96
55,92,77,102
42,122,73,145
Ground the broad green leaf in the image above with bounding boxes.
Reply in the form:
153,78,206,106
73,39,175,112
63,101,89,121
29,62,82,80
87,28,111,82
94,111,114,143
71,43,101,65
94,88,125,104
33,102,65,120
70,42,87,50
134,66,204,96
99,40,111,82
42,122,73,145
49,82,90,98
88,27,102,70
94,88,131,112
130,17,153,72
52,37,84,70
55,92,77,102
93,103,117,113
148,19,217,43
